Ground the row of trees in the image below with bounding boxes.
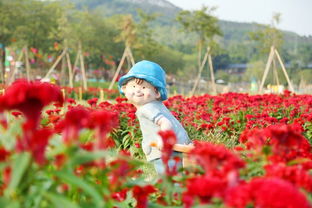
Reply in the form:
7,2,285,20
0,0,188,83
0,0,311,88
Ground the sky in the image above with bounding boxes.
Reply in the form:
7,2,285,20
166,0,312,36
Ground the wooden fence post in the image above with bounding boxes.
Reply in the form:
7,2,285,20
259,46,275,93
274,49,294,92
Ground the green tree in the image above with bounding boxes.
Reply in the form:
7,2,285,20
0,0,26,82
176,6,222,93
114,14,140,52
177,6,222,64
249,13,283,57
12,1,62,52
134,9,159,58
248,13,286,87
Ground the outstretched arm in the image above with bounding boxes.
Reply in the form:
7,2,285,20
173,143,194,153
156,116,194,153
156,116,172,131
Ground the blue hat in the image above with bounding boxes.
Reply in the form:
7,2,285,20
118,60,167,100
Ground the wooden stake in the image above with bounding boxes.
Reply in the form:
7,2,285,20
79,46,87,90
274,49,294,92
191,47,209,96
61,88,66,100
24,46,31,81
78,87,82,100
60,54,66,86
99,88,104,101
259,46,275,93
73,51,80,75
272,57,280,86
43,48,67,80
207,50,217,94
0,48,4,84
125,52,131,71
8,47,25,85
126,47,135,66
109,47,128,90
66,52,73,88
108,46,135,90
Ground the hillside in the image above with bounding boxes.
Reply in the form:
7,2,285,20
69,0,312,48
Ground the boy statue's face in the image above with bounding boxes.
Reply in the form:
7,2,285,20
122,79,160,107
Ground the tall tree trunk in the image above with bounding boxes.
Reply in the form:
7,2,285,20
79,41,87,90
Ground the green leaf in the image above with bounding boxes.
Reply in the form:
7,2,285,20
8,152,31,190
0,197,20,208
0,119,23,149
40,117,49,127
54,171,104,207
68,150,106,167
44,192,81,208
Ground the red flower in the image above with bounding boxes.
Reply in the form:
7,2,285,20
132,185,156,208
267,124,311,161
0,79,63,127
88,110,119,137
54,154,67,169
66,98,76,105
16,127,53,165
45,109,54,115
87,97,98,107
158,130,177,174
0,147,10,162
0,113,7,129
265,163,312,192
2,166,12,190
226,177,311,208
183,175,226,207
225,182,251,208
239,124,311,162
189,141,245,177
60,106,90,144
11,111,22,118
88,110,119,149
109,159,135,188
57,184,69,193
111,189,128,202
251,177,311,208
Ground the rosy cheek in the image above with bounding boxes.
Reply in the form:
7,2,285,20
125,90,133,97
145,92,151,98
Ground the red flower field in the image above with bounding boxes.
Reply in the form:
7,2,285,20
0,80,311,207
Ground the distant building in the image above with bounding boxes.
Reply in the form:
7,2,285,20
307,63,312,69
224,63,248,75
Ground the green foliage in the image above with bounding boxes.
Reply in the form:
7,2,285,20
176,6,222,48
134,9,159,58
243,60,266,82
249,13,284,58
1,0,312,81
303,121,312,145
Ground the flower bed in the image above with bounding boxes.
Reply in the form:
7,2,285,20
0,80,311,207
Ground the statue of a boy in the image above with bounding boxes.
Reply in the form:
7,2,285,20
118,60,192,174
